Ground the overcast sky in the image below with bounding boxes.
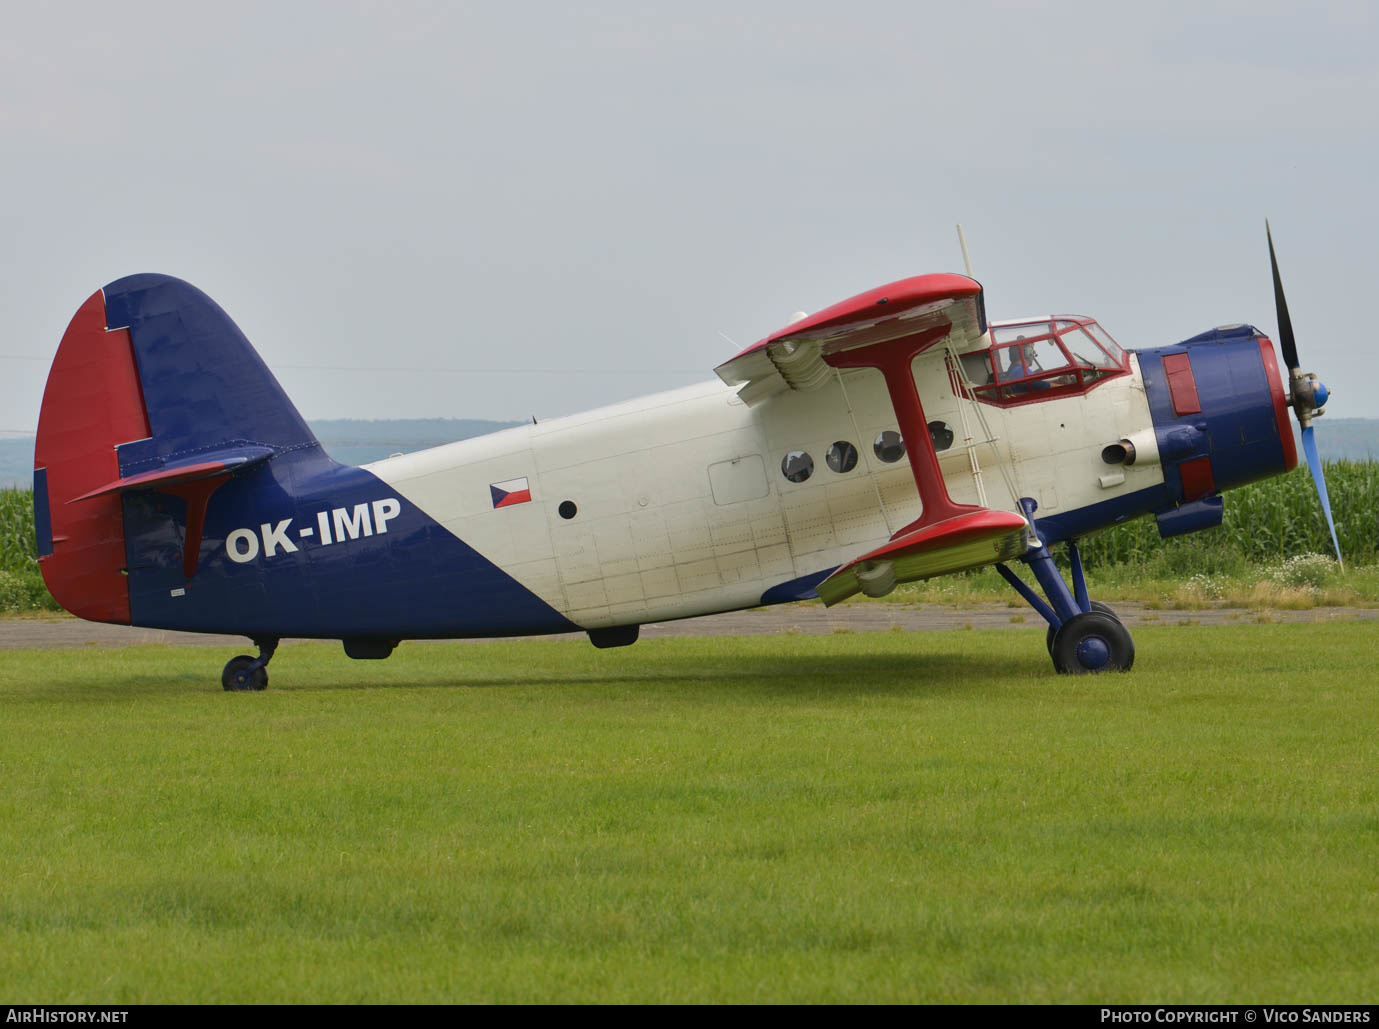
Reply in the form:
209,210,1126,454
3,0,1375,439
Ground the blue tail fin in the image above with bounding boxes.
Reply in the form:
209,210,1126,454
34,275,331,619
102,274,323,477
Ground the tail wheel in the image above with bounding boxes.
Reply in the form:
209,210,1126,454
1046,601,1121,655
222,655,268,691
1050,611,1134,675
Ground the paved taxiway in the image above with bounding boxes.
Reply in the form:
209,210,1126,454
3,603,1377,650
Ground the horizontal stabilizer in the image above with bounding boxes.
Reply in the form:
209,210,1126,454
816,509,1029,607
69,446,274,503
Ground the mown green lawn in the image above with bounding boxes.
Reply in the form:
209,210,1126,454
1,626,1376,1003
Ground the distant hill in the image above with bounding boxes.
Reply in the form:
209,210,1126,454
1303,418,1379,460
0,418,524,489
307,418,526,466
4,416,1378,490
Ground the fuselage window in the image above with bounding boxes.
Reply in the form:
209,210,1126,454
873,430,905,463
826,441,858,473
960,351,993,385
928,421,954,452
781,450,814,483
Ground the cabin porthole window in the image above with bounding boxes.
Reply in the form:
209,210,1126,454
558,500,578,520
928,421,955,452
873,431,905,464
826,441,858,474
780,450,814,483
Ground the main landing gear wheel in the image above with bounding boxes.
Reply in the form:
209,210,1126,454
222,655,268,691
1046,601,1121,655
1050,611,1134,675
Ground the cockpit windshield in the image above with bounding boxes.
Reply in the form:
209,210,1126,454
956,316,1129,406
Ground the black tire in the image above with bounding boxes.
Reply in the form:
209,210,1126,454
1046,601,1120,655
222,655,269,691
1050,611,1135,674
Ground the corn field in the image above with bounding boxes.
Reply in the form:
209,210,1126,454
0,487,37,573
1075,461,1379,567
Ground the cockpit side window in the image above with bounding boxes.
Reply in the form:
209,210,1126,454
1086,323,1126,362
1062,328,1120,370
994,338,1069,382
960,351,995,385
954,316,1130,407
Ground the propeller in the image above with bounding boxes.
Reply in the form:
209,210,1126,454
1267,220,1342,568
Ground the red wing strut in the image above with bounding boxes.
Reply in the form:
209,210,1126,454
716,273,1032,603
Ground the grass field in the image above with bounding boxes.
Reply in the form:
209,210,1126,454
2,628,1377,1003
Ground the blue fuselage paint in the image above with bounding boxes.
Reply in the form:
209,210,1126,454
759,567,837,606
123,453,579,639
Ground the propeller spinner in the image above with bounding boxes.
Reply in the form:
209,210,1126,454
1267,220,1342,567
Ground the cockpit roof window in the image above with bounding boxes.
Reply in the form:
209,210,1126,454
992,322,1052,345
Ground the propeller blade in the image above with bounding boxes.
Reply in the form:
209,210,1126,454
1267,220,1300,372
1300,425,1343,569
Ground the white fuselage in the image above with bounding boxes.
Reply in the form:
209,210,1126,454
366,351,1163,629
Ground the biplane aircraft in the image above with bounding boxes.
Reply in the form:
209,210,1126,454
32,228,1337,687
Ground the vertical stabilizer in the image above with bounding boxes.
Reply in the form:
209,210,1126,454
34,275,324,623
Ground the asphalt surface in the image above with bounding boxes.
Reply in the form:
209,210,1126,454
3,602,1376,651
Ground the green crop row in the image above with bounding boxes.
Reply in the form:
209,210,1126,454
0,486,54,611
0,487,37,574
1074,461,1379,567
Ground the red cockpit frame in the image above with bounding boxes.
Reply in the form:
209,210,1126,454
953,316,1131,407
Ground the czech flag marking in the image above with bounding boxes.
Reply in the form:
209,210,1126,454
490,476,532,509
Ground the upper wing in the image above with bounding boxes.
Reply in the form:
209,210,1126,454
714,273,986,405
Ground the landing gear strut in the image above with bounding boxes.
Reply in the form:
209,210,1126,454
222,637,279,691
997,511,1134,674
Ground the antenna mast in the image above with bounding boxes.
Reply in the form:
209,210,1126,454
956,224,975,277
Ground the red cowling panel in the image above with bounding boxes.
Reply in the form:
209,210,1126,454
1179,456,1216,502
33,291,152,624
1162,353,1202,416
